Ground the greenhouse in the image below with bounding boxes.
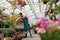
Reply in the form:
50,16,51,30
0,0,60,40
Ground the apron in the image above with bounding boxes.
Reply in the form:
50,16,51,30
22,17,30,31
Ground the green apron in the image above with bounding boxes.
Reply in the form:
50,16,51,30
22,18,30,31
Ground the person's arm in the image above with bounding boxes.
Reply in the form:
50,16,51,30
15,17,20,22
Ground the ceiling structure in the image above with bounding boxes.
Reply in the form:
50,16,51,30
0,0,60,24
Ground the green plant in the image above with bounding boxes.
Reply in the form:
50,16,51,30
50,0,57,5
54,6,60,13
7,28,16,36
40,30,60,40
42,0,50,2
0,9,2,15
42,0,50,4
1,28,15,36
48,14,55,19
1,28,8,35
5,20,14,28
32,24,38,28
39,26,60,40
0,20,4,28
15,28,23,32
0,20,15,28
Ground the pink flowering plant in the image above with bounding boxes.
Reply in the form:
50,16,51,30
35,17,60,40
36,20,60,40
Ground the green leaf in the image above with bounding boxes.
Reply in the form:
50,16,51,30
54,6,60,13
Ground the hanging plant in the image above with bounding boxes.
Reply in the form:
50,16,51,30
17,0,26,7
0,9,3,19
0,9,2,15
7,0,17,5
42,0,50,4
49,0,59,6
48,14,55,19
54,6,60,13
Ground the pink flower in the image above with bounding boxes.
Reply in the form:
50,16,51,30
40,22,46,29
35,27,40,31
37,28,46,34
35,19,41,25
48,29,51,33
50,20,55,24
57,26,60,29
57,18,60,23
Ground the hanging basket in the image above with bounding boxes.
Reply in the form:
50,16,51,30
7,0,17,5
42,0,50,4
17,0,26,7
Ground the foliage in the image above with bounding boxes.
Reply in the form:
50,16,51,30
0,20,15,28
0,20,5,28
1,28,15,36
54,6,60,13
39,26,60,40
32,24,38,28
7,28,16,35
42,0,50,2
50,0,57,5
18,0,26,7
0,9,2,15
48,14,55,19
5,20,14,28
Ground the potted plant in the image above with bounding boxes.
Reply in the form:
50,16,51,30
1,28,15,37
42,0,50,4
48,14,55,19
15,32,23,40
1,28,16,40
0,20,4,28
4,20,15,28
7,28,16,37
40,27,60,40
54,6,60,18
32,24,38,29
1,28,8,37
32,24,38,34
50,0,58,6
17,0,26,7
0,9,2,15
54,6,60,13
36,22,60,40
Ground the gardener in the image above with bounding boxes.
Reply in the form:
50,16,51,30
16,13,32,38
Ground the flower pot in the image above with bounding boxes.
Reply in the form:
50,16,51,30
15,32,23,39
34,30,37,34
3,37,13,40
43,1,48,4
18,0,26,7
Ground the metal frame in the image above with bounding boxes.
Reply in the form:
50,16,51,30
0,0,42,18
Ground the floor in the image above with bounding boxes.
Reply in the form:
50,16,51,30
22,31,41,40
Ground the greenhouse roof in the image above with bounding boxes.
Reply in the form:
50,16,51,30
0,0,60,24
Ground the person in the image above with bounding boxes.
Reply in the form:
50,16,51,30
16,13,32,38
